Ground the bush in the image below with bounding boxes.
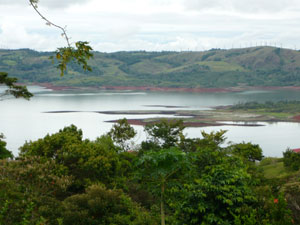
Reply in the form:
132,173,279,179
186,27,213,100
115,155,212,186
283,149,300,171
0,134,13,159
62,184,156,225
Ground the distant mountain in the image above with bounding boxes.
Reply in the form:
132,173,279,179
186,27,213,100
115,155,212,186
1,47,300,88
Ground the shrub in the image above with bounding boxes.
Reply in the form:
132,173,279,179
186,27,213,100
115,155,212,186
283,149,300,171
62,184,156,225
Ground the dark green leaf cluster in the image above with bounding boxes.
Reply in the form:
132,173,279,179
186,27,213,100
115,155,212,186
0,134,13,160
62,184,154,225
283,149,300,171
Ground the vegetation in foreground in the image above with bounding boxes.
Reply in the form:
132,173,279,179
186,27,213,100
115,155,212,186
1,119,299,224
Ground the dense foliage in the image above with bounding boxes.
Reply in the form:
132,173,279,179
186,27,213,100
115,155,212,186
2,46,300,88
0,133,13,159
283,149,300,171
0,120,299,224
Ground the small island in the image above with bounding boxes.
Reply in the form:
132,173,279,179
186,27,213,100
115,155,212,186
104,101,300,127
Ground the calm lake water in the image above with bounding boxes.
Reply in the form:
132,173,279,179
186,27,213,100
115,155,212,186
1,86,300,157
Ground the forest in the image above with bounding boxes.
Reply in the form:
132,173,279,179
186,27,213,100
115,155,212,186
1,119,300,225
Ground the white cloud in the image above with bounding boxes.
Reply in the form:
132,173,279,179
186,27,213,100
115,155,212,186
0,0,300,52
0,22,65,50
183,0,299,14
0,0,92,9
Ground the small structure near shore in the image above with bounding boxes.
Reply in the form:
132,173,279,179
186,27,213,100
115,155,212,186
292,148,300,153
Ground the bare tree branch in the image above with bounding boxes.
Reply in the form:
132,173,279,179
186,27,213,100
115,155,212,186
28,0,93,76
29,0,71,47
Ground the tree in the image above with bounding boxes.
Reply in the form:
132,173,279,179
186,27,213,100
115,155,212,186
0,72,33,100
136,147,189,225
0,133,13,159
108,118,137,151
1,0,94,99
229,142,264,163
0,72,32,158
283,149,300,171
19,125,123,190
0,156,73,225
172,161,258,224
170,140,261,225
62,184,156,225
143,119,185,150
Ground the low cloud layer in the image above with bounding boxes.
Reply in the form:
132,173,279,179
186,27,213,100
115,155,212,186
0,0,91,9
1,0,300,52
183,0,299,13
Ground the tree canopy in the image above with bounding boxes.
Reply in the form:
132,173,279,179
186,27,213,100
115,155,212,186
0,121,298,224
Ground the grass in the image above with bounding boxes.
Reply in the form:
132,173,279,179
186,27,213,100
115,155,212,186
196,61,247,72
255,112,294,119
259,157,295,179
260,162,288,179
231,110,294,120
2,60,17,66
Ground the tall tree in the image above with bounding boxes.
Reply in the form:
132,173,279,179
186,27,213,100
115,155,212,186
108,118,136,151
143,119,185,149
136,147,189,225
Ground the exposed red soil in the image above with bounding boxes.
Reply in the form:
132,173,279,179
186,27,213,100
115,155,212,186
34,83,78,91
103,86,232,93
33,83,300,93
102,85,300,92
293,115,300,121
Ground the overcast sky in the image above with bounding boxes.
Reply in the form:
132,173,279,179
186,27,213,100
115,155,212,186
1,0,300,52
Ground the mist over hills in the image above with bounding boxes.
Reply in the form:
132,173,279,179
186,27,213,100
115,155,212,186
1,46,300,88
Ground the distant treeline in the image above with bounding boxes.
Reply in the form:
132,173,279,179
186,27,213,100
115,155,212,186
230,100,300,113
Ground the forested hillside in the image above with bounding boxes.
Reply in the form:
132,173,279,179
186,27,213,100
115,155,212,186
1,46,300,88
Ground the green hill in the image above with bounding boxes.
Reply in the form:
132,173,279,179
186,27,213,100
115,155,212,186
1,46,300,88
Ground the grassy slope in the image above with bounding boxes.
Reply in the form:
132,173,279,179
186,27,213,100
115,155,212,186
259,158,290,179
1,47,300,88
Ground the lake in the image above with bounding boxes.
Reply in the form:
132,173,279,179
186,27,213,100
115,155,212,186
1,86,300,157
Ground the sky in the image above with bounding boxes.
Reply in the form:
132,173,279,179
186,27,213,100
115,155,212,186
1,0,300,52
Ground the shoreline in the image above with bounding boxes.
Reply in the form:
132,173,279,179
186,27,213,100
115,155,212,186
105,119,265,128
31,83,300,93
